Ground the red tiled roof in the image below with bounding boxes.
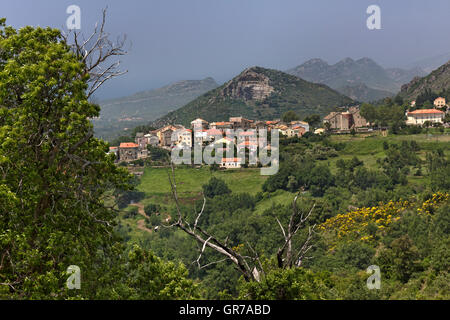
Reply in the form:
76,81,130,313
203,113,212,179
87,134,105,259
222,158,242,162
120,143,139,148
206,129,223,135
238,141,258,146
239,131,257,136
408,109,444,115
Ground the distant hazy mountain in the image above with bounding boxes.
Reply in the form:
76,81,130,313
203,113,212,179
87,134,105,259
385,67,427,86
337,83,394,102
399,60,450,100
286,57,426,102
94,77,219,140
151,66,354,128
403,52,450,74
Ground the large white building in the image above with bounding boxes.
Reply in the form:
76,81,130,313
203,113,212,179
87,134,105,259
406,109,445,125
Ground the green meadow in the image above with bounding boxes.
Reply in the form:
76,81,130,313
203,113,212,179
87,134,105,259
120,131,450,239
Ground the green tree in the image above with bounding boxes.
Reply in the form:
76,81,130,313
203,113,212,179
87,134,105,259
303,114,321,129
282,110,300,123
377,235,421,283
360,103,377,125
202,177,232,198
0,20,196,300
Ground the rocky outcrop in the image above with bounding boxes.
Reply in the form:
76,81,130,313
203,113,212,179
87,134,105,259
221,68,274,101
400,60,450,100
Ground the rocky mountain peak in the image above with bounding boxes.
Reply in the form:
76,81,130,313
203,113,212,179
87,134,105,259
221,67,274,101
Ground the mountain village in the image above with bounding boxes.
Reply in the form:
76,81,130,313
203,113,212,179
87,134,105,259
109,96,448,166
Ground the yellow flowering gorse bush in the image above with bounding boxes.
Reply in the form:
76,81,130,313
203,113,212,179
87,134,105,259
318,193,449,248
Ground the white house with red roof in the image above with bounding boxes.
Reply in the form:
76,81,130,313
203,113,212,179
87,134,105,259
174,128,193,147
406,109,445,125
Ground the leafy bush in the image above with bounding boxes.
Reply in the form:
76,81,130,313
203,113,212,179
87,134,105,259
202,177,232,198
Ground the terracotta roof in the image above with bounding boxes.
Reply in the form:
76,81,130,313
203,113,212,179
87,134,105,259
238,141,258,147
222,158,242,162
238,131,257,136
206,129,223,135
408,109,444,115
120,143,139,148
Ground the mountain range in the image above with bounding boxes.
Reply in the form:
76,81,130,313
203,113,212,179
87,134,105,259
286,57,427,102
150,66,354,128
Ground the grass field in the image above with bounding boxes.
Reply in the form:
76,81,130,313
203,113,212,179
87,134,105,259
119,132,449,239
136,166,268,206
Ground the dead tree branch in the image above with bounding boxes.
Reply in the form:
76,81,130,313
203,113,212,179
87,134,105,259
62,7,129,99
166,164,317,282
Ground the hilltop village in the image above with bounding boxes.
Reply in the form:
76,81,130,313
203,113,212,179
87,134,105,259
109,97,448,167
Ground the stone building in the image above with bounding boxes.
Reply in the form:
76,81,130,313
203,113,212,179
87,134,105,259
119,143,139,161
323,107,368,131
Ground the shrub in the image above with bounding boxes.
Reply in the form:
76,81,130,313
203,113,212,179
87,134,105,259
202,177,232,198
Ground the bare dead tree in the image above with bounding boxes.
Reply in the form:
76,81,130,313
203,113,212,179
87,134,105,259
165,163,316,283
61,7,129,99
276,195,316,269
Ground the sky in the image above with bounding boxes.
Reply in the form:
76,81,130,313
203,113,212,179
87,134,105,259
2,0,450,100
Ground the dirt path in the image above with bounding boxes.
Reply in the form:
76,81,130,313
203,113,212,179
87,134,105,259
130,203,152,234
136,219,153,234
130,203,148,218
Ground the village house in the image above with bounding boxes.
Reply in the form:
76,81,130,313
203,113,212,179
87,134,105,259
119,143,139,161
191,118,209,131
174,128,193,147
237,130,258,142
406,109,445,125
286,125,306,138
145,133,160,147
206,128,223,142
265,120,280,130
135,132,147,149
252,120,268,130
214,137,234,146
434,97,446,108
229,117,253,130
210,121,233,130
323,107,368,131
348,106,369,128
314,128,325,135
290,120,310,133
273,124,289,136
153,125,185,147
161,127,175,147
193,130,207,146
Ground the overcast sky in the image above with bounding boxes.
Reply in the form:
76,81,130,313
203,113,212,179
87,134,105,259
2,0,450,99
